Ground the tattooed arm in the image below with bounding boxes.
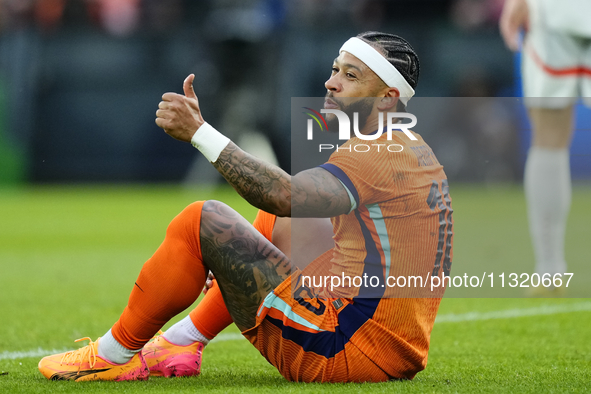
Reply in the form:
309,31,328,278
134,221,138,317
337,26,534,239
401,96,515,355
155,75,352,218
212,142,291,216
213,142,351,217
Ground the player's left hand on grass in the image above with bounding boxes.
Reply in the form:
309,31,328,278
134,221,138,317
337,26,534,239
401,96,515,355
203,271,215,295
155,74,205,143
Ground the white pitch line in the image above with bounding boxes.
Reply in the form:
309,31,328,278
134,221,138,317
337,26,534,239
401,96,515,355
435,301,591,323
0,348,68,361
0,333,245,361
2,302,590,361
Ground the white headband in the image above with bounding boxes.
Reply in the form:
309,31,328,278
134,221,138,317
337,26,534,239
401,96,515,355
339,37,415,105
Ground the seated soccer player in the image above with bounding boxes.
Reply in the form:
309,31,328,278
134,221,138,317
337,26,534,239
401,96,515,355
38,206,333,381
141,211,335,378
39,31,453,382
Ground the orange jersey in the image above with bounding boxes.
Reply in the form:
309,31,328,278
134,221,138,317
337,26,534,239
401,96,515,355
245,129,453,382
318,130,452,294
317,130,453,377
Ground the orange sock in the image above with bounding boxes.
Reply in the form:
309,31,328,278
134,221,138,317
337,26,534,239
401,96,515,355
112,201,207,350
189,280,234,339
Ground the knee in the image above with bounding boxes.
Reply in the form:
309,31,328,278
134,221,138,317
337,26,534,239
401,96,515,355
200,199,241,244
202,199,224,213
200,200,250,266
202,200,240,223
529,107,573,149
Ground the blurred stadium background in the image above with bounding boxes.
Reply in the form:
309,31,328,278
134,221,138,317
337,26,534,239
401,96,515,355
1,0,587,186
1,2,591,390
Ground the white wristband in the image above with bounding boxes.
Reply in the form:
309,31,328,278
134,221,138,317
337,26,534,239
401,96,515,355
190,122,231,163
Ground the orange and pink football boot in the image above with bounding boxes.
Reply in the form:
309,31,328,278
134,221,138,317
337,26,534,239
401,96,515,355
38,337,149,381
141,334,204,378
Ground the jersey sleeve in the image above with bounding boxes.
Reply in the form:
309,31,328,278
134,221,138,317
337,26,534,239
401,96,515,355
318,140,401,209
252,210,277,243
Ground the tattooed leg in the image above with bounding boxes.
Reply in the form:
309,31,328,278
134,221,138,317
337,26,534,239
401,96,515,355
200,200,292,331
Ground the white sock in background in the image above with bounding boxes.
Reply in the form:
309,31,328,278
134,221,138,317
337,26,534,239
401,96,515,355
163,316,211,346
524,147,571,276
98,329,139,364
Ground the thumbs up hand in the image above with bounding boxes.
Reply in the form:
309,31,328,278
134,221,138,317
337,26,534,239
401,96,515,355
183,73,198,100
156,74,205,143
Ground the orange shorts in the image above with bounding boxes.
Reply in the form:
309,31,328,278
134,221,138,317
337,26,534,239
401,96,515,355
242,264,391,383
244,211,424,382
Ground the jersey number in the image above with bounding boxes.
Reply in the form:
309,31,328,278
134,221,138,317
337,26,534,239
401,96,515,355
426,180,453,277
293,284,326,316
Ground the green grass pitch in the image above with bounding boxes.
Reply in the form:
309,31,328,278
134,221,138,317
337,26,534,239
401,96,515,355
0,184,590,393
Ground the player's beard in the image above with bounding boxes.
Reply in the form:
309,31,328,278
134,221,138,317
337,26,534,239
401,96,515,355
325,97,374,133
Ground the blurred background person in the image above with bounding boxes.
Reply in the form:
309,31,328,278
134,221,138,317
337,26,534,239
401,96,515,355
500,0,591,288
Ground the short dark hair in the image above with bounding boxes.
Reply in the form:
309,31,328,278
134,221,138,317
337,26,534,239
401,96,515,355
356,31,420,110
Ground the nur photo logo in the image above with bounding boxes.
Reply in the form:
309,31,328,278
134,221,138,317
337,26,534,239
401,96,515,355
303,107,418,152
